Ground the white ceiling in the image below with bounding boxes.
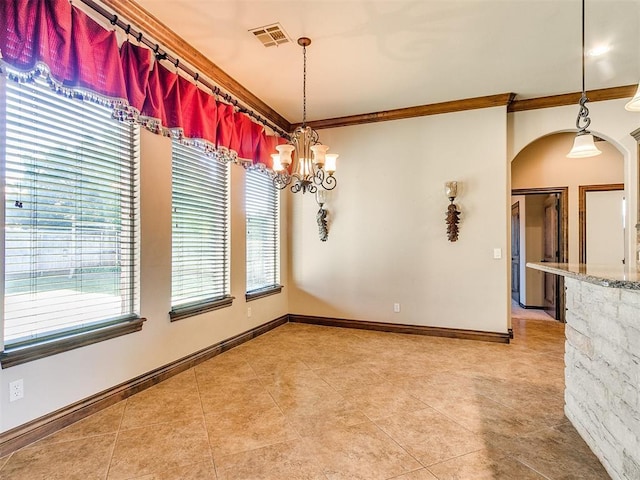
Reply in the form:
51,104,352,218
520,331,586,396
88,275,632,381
135,0,640,124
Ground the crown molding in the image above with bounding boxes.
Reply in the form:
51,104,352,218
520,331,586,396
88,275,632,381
293,93,516,130
508,85,637,112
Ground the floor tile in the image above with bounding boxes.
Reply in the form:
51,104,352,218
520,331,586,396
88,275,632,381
35,402,125,446
376,407,485,466
198,378,276,416
215,440,327,480
206,404,299,458
427,448,546,479
107,417,211,480
132,459,217,479
0,434,115,480
342,381,428,421
508,422,611,480
389,469,438,479
194,352,258,385
314,363,385,393
120,370,203,430
303,421,422,480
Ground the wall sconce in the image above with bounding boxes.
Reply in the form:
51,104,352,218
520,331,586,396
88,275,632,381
316,190,329,242
445,181,460,242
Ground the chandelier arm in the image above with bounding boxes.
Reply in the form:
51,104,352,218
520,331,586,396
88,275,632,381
271,171,292,190
321,174,337,191
313,169,337,190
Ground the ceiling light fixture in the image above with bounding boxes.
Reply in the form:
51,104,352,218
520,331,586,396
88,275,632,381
271,37,338,194
567,0,602,158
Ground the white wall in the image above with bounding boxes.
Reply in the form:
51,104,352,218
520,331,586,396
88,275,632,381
508,99,639,267
288,107,510,334
0,129,290,432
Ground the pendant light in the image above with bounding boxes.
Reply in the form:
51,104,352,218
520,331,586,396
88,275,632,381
567,0,602,158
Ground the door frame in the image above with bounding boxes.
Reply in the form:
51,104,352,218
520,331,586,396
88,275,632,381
512,187,568,322
578,183,624,264
511,202,520,302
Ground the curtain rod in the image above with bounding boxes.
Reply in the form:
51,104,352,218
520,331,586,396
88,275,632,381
78,0,289,138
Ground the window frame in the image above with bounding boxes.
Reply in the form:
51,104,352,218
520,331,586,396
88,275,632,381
245,168,282,302
169,140,233,321
0,71,143,369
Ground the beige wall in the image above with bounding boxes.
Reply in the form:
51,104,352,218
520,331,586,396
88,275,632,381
287,107,510,334
0,129,290,432
512,132,624,265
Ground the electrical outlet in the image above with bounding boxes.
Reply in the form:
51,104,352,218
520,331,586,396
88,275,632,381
247,306,252,318
393,303,401,313
9,379,24,402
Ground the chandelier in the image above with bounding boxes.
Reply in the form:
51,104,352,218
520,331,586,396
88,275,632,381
271,37,338,193
566,0,601,158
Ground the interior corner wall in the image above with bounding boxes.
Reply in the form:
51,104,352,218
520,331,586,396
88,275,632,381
0,129,290,433
287,107,510,334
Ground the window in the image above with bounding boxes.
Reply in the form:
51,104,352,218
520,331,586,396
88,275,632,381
2,71,141,366
245,168,281,300
170,141,231,320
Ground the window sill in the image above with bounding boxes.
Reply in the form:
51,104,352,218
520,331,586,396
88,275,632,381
0,317,146,369
169,296,234,322
245,285,283,302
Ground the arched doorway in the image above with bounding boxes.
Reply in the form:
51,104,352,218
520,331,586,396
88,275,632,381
511,132,625,321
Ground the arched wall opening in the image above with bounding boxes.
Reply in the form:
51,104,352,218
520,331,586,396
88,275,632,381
510,130,625,317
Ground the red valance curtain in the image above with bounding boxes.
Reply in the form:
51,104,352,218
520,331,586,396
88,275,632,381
0,0,284,167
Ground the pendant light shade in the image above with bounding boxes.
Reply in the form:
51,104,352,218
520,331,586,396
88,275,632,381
566,0,601,158
624,84,640,111
567,132,602,158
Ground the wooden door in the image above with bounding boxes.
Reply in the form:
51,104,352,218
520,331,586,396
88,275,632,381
511,203,520,302
543,194,559,319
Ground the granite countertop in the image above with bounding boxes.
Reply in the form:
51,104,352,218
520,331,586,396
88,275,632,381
526,262,640,290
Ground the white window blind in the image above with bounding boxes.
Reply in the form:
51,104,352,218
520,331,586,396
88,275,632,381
171,141,230,311
246,169,279,293
3,73,139,347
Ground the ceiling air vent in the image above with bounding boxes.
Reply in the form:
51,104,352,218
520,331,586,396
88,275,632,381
249,23,290,47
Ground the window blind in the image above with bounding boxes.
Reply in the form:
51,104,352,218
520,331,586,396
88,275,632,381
246,169,279,293
171,141,229,309
3,73,139,347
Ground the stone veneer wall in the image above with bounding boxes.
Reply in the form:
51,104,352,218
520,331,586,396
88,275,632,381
564,277,640,480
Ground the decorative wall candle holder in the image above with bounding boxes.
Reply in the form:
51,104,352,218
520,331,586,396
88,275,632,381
445,181,460,242
316,190,329,242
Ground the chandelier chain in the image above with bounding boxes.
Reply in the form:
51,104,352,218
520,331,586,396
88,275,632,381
302,43,307,126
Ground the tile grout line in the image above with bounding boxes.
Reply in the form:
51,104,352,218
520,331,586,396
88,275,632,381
104,398,128,480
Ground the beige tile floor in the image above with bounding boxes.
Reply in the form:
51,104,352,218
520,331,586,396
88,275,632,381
0,316,611,480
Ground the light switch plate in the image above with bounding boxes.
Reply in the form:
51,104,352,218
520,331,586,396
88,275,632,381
493,248,502,259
